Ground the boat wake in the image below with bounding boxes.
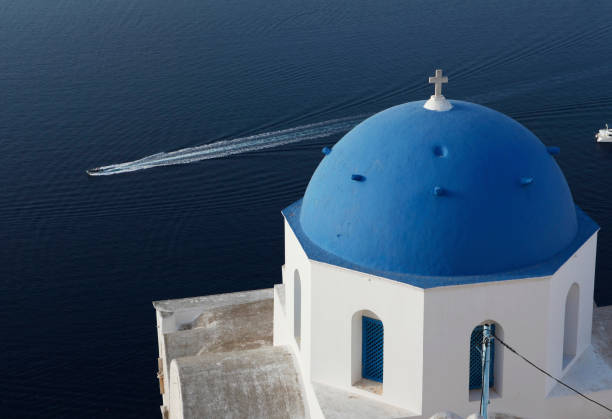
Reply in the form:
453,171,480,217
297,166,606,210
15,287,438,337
86,115,366,176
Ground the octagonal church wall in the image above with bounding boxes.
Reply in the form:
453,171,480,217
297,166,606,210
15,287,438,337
279,217,598,418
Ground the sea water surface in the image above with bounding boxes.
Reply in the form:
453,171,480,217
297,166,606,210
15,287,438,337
2,0,612,417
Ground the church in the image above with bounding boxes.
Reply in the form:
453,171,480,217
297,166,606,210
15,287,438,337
152,71,612,419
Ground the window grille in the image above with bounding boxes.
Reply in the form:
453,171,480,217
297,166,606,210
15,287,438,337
469,324,495,389
362,316,384,382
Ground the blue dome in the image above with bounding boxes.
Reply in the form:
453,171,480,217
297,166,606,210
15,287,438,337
298,100,578,277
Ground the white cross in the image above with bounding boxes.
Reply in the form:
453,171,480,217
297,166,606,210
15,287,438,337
429,69,448,98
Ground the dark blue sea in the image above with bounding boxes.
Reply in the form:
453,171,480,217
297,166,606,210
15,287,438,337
1,0,612,417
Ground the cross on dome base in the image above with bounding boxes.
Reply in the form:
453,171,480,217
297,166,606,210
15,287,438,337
424,69,453,112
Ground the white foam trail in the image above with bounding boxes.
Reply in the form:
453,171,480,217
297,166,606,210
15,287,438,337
87,115,366,176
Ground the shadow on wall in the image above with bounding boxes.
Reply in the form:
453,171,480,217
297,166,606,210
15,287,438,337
294,270,301,348
563,283,579,369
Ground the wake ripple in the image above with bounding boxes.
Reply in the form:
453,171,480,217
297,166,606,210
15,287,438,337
86,115,366,176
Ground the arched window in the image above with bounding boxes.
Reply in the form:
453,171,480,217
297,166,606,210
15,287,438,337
293,270,301,348
469,324,495,390
563,283,579,368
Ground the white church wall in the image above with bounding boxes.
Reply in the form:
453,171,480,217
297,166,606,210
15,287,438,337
278,220,327,419
421,277,551,419
281,219,313,378
277,221,603,419
308,261,425,414
545,232,598,394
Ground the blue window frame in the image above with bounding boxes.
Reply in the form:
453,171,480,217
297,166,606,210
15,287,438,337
469,324,495,389
362,316,384,382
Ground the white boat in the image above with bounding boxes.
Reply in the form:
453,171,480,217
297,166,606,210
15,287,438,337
596,124,612,142
86,167,104,176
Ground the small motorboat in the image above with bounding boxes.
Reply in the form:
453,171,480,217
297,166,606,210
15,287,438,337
86,167,104,176
596,124,612,142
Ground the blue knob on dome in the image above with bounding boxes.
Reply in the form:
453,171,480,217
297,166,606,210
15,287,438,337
433,186,445,196
322,146,332,155
547,146,560,156
351,174,366,182
520,177,534,186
